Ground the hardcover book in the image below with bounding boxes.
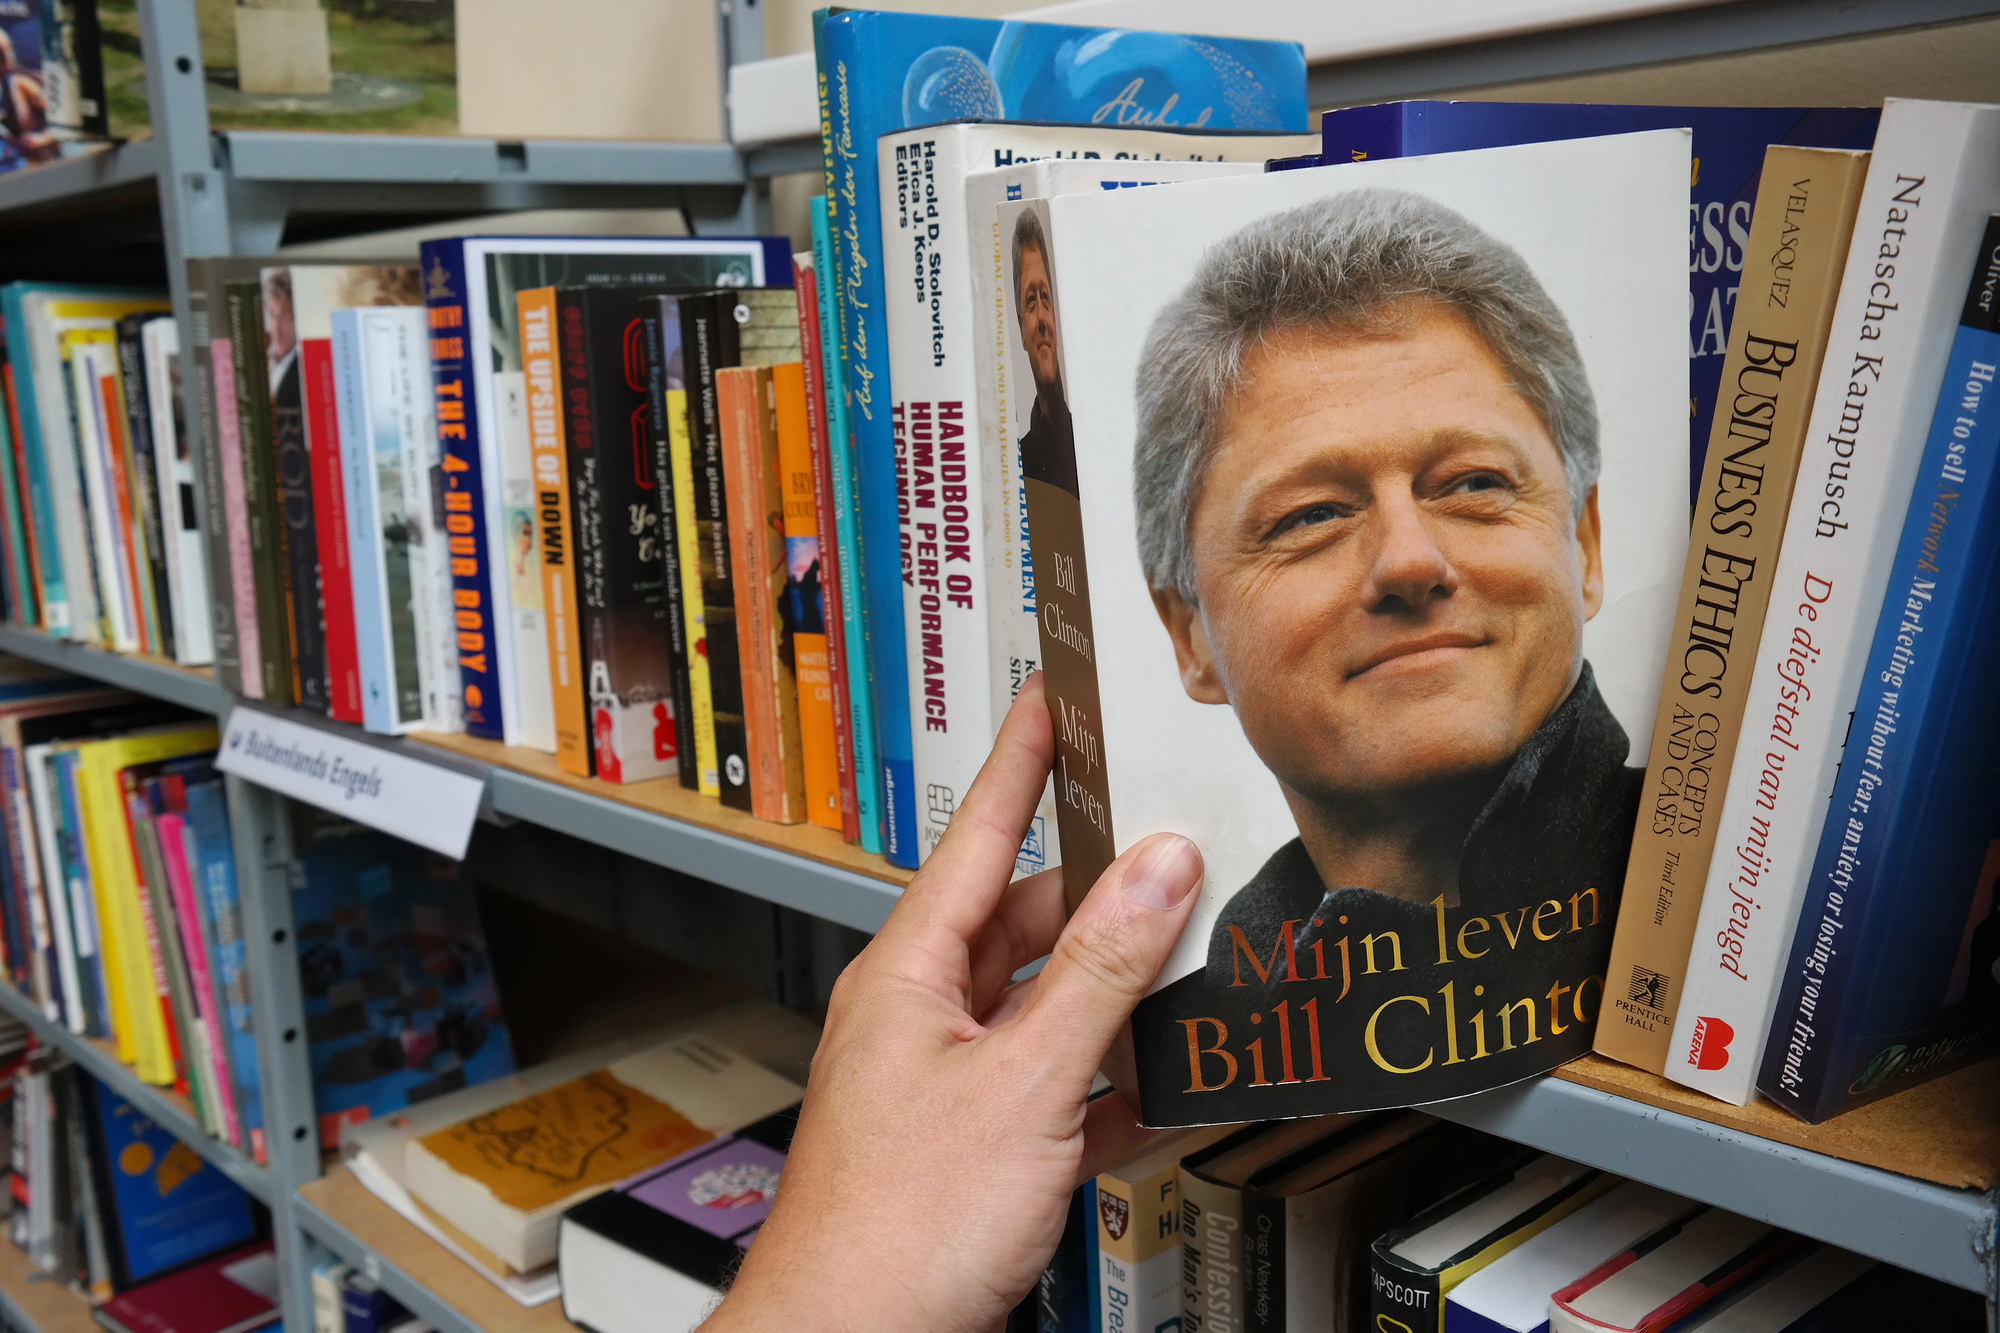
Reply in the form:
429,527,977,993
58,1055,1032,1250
817,7,1309,868
258,267,327,714
415,236,787,745
1593,146,1870,1076
1315,102,1879,499
139,316,213,667
1008,131,1689,1125
225,281,292,705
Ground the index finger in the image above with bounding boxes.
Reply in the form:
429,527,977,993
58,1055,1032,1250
876,674,1057,955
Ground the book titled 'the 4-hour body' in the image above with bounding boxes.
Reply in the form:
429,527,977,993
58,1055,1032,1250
1009,131,1690,1125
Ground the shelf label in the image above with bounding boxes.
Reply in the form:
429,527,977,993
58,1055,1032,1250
215,705,486,859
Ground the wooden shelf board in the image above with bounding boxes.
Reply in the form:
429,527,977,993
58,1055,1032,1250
1552,1053,2000,1191
410,729,912,889
0,1235,99,1333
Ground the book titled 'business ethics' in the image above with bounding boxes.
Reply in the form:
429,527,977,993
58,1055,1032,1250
1012,132,1690,1125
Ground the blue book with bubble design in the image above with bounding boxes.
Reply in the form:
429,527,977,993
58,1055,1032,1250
814,8,1307,867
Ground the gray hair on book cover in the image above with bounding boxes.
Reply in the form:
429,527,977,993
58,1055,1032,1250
1133,186,1600,604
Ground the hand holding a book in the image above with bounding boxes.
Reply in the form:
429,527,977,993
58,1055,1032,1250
704,675,1204,1332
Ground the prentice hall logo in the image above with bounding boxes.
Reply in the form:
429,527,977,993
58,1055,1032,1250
1687,1015,1734,1071
1098,1191,1129,1241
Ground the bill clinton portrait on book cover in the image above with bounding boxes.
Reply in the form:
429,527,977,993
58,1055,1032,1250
1008,132,1691,1125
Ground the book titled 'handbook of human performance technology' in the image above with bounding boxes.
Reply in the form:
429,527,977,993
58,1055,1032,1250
1013,131,1689,1126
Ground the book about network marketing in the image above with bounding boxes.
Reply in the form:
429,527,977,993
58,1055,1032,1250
1008,131,1690,1125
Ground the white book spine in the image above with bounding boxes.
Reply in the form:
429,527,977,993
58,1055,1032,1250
22,748,83,1035
495,371,556,752
72,343,138,652
880,128,1000,864
335,311,400,736
462,261,524,748
1668,99,2000,1102
12,751,67,1026
141,320,215,666
394,310,463,735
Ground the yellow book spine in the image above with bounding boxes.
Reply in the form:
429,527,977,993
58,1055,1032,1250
774,362,842,831
669,385,719,796
78,727,219,1083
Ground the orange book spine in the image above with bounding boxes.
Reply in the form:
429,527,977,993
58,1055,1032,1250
96,371,150,655
773,362,841,831
720,367,805,823
517,288,591,777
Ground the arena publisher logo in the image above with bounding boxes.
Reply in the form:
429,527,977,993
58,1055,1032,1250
1687,1015,1734,1071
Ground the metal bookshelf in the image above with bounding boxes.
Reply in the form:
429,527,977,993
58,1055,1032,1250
0,0,1996,1329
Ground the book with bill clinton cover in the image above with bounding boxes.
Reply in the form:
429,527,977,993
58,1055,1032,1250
1010,131,1689,1125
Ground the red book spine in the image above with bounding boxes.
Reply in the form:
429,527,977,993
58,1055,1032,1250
304,339,363,723
794,257,862,843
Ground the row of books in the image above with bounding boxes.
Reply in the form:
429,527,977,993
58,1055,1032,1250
0,661,265,1157
799,9,1998,1129
316,979,1977,1333
6,1044,278,1333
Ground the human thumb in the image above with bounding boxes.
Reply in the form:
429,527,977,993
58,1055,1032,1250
1005,833,1204,1086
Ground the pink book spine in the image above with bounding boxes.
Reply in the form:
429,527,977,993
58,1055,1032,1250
156,811,239,1148
210,342,262,700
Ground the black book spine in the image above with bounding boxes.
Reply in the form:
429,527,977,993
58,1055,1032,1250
182,273,239,692
557,288,609,774
264,276,326,713
569,289,680,785
683,293,752,810
1243,1188,1284,1333
114,315,175,659
224,284,291,704
643,297,700,792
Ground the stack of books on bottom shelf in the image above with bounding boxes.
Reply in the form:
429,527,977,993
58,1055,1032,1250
0,660,266,1160
5,1047,277,1333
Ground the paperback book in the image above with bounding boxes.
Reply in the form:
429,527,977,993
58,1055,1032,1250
1009,132,1689,1125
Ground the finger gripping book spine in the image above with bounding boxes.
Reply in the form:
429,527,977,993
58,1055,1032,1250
1595,146,1870,1075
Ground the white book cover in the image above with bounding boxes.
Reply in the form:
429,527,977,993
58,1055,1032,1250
332,308,427,736
971,155,1298,882
876,122,1314,865
67,336,140,652
387,310,463,736
1668,98,2000,1103
22,745,87,1033
140,319,214,666
452,238,776,748
1012,130,1688,1125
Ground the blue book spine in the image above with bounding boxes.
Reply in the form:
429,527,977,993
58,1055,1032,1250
331,311,392,736
0,317,32,626
811,196,884,855
817,10,1307,869
1315,102,1879,501
0,284,66,630
52,749,107,1035
416,240,504,740
821,15,918,866
1757,217,2000,1122
185,779,264,1158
